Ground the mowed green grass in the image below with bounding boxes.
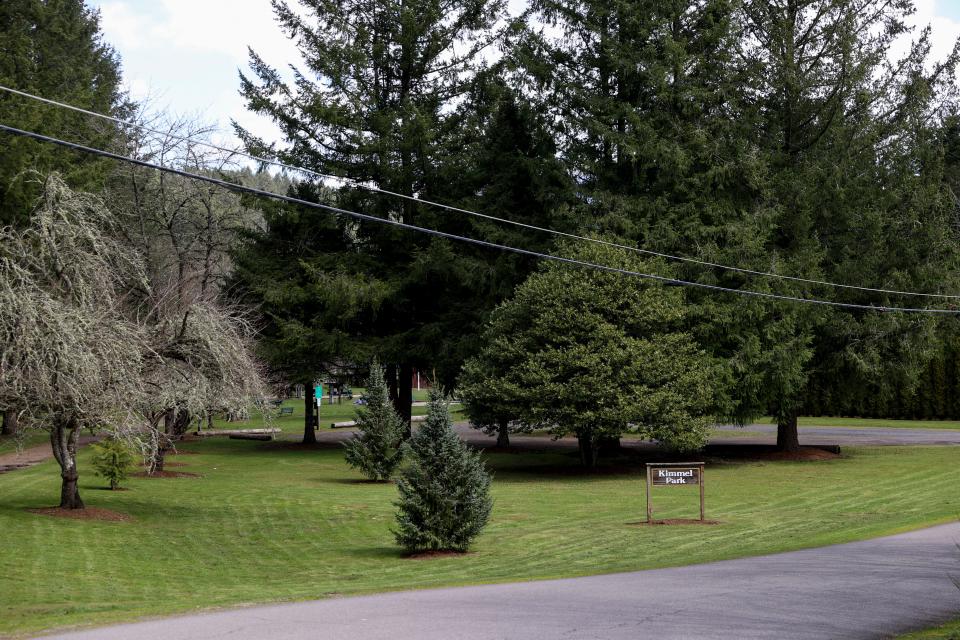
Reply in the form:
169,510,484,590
1,441,959,636
898,619,960,639
0,431,48,456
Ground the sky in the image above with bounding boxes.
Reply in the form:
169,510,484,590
89,0,960,149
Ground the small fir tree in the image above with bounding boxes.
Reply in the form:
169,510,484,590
343,360,405,481
90,438,136,490
394,390,493,553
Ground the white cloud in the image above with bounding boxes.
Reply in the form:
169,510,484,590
98,0,300,63
893,0,960,70
152,0,300,64
92,0,960,152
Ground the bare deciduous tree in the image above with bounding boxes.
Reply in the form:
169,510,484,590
0,176,147,508
108,110,269,472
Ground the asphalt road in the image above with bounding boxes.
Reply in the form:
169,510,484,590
711,424,960,446
316,423,960,451
44,522,960,640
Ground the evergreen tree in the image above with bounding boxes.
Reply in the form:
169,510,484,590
0,0,123,226
90,438,136,491
394,389,492,553
715,0,960,449
344,359,405,481
229,180,365,444
238,0,509,427
464,240,727,467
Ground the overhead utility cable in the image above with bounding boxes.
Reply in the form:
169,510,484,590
2,84,957,300
2,123,958,315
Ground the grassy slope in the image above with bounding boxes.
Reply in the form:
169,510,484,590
1,441,959,636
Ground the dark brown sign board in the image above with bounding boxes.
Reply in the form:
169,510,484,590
646,462,705,523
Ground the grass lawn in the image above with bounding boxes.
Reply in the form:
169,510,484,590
898,619,960,639
1,441,959,637
0,431,49,456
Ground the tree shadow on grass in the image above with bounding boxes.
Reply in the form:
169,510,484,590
327,478,395,485
486,442,842,482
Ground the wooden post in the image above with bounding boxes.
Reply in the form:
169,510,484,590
646,465,652,524
699,463,705,521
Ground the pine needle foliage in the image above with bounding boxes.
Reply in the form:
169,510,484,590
394,389,492,553
343,360,405,481
90,438,136,490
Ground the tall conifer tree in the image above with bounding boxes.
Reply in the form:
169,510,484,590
237,0,509,427
0,0,123,226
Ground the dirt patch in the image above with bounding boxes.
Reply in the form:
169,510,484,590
161,461,188,468
28,507,131,522
95,486,130,491
760,447,840,461
405,550,471,560
704,445,841,462
166,449,199,455
132,470,202,479
628,519,721,526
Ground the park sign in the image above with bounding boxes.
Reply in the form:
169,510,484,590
645,462,705,523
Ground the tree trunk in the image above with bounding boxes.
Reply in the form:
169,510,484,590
1,409,18,436
577,432,598,469
386,363,400,412
151,408,192,474
496,420,510,447
303,382,317,444
50,418,84,509
152,447,168,474
598,435,621,456
776,412,801,452
398,363,413,438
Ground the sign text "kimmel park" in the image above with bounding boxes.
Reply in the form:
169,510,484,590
652,467,700,485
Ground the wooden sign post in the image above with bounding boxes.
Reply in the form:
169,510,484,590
645,462,705,523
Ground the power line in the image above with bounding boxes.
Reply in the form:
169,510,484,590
2,83,958,301
2,122,959,315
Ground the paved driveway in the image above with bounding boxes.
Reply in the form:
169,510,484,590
711,424,960,446
43,522,960,640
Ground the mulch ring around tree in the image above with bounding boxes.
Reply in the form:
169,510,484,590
27,507,131,522
131,470,203,479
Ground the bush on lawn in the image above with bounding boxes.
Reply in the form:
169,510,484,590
394,389,492,553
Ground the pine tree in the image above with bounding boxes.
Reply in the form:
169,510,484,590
718,0,960,449
0,0,123,226
90,438,136,491
394,389,492,553
463,240,726,468
343,359,405,481
238,0,508,425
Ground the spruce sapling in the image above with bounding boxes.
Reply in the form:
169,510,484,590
394,388,493,553
343,360,405,481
